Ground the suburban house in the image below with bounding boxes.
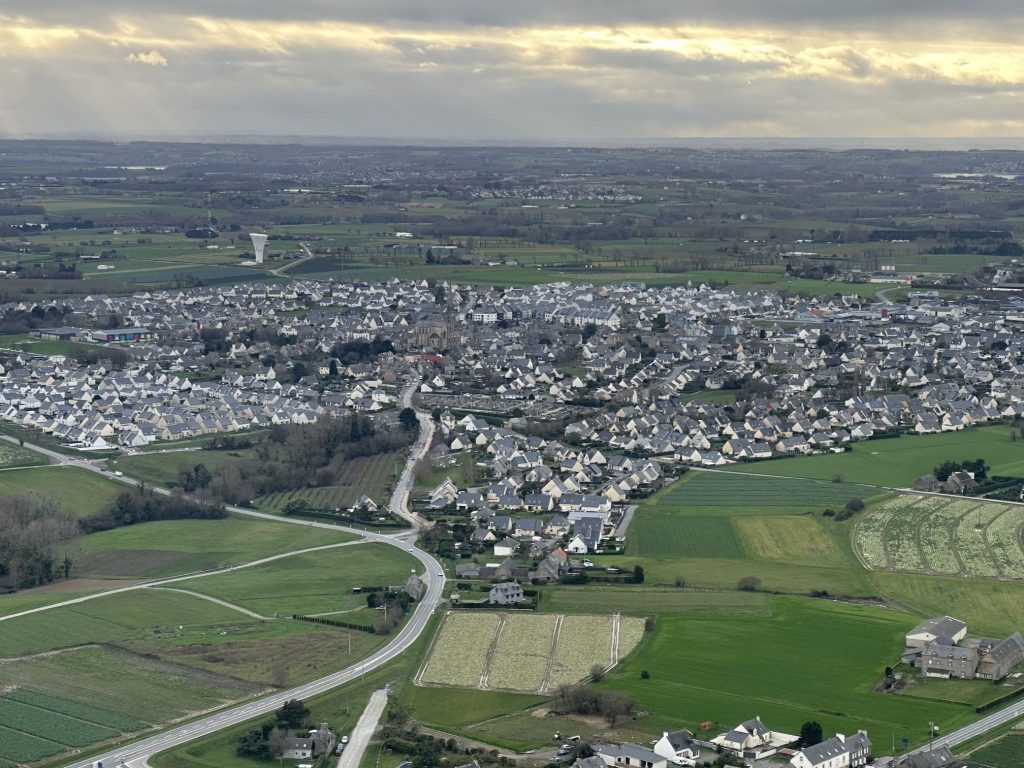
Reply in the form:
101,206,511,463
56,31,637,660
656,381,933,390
712,717,796,760
789,732,871,768
488,581,525,605
594,742,669,768
652,730,699,765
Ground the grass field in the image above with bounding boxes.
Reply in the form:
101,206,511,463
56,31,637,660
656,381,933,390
0,547,415,762
541,587,772,617
966,731,1024,767
604,596,975,747
108,448,254,487
653,470,874,512
72,516,356,579
418,612,644,694
0,466,123,517
179,542,418,616
868,572,1024,636
856,494,1024,580
724,426,1024,487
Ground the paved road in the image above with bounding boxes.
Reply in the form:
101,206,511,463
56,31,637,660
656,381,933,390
389,382,436,530
907,702,1024,757
337,688,389,768
5,384,447,768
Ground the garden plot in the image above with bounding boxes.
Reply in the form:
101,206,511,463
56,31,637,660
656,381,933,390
856,494,1024,579
417,611,645,694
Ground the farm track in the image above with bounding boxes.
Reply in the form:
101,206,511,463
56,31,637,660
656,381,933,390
609,614,621,666
478,614,507,690
538,615,564,693
143,587,274,620
0,644,100,663
943,502,972,575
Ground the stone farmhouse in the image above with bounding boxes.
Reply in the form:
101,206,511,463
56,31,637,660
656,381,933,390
903,616,1024,681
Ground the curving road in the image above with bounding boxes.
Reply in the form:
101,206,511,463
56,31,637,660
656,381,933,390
0,385,444,768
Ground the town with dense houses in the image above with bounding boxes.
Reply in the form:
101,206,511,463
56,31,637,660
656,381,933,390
0,275,1009,768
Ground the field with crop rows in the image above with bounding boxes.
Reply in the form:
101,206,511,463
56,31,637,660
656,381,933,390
655,470,868,512
418,612,500,688
418,612,645,693
256,452,402,514
856,494,1024,579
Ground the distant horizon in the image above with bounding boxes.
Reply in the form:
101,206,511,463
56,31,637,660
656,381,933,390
2,133,1024,152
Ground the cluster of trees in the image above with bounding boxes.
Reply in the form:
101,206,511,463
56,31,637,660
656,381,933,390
80,488,225,534
822,497,865,522
330,337,394,365
0,495,79,590
0,305,70,335
366,589,412,634
236,699,311,760
178,463,212,493
551,683,637,727
934,458,989,481
799,721,823,748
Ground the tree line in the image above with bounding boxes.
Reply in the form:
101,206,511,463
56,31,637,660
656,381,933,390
1,487,225,592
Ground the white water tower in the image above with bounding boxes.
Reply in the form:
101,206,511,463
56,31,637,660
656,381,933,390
249,232,268,265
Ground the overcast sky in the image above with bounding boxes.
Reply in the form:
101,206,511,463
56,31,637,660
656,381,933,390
2,1,1023,141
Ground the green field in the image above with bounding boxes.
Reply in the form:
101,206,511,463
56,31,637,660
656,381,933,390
656,470,877,511
966,731,1024,767
621,471,878,594
180,542,419,616
73,516,357,579
0,466,123,517
604,597,974,747
724,426,1024,487
109,448,254,487
542,587,772,617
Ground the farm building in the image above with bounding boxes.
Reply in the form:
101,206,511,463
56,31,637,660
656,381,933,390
904,617,1024,681
905,617,967,649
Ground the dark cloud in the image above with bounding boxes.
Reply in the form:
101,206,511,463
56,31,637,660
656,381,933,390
3,0,1023,32
0,2,1022,139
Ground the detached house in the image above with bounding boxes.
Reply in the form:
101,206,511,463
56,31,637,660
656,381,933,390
652,731,699,766
712,717,796,760
789,732,871,768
